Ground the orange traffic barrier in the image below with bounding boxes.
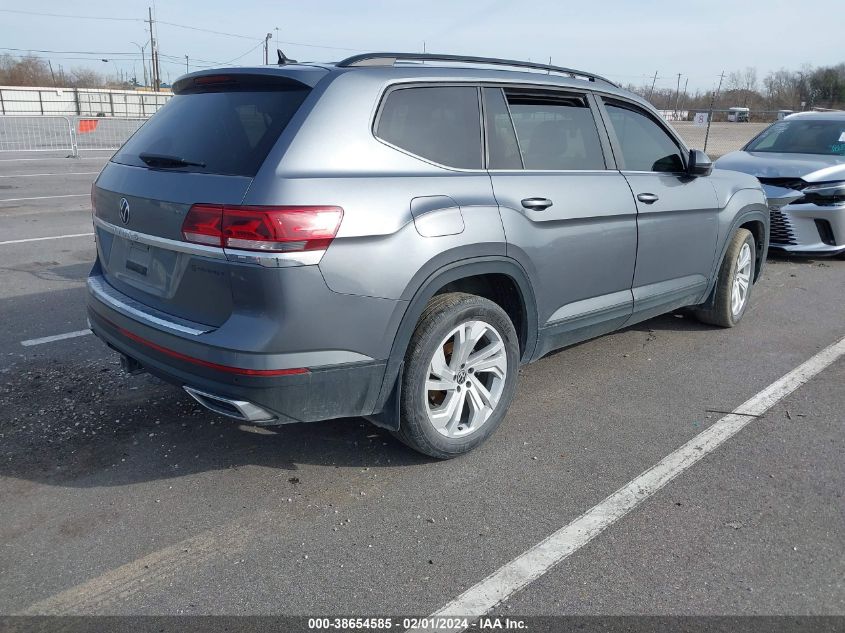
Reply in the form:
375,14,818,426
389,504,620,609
77,119,99,133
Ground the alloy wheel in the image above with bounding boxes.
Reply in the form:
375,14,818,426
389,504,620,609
424,319,508,438
731,242,752,316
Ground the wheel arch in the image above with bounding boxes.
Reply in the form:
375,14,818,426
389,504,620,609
699,201,769,311
366,256,538,430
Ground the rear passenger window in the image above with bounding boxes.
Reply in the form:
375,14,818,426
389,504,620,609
376,86,482,169
603,101,685,172
505,90,605,170
483,88,523,169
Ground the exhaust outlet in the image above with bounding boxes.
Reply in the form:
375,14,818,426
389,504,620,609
119,353,145,375
183,386,277,423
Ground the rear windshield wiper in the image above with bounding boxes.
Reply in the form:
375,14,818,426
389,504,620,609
139,153,207,169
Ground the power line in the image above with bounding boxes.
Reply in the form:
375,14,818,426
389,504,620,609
223,41,266,65
1,46,226,70
157,20,362,52
0,7,363,53
156,20,258,41
0,46,138,56
0,52,146,62
0,8,140,22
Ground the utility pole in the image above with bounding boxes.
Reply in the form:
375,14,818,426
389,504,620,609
673,73,682,120
703,71,725,154
647,70,658,102
185,55,189,73
133,42,149,88
47,60,57,87
147,7,160,91
263,32,273,65
677,77,689,119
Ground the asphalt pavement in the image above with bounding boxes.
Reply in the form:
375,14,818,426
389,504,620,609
0,153,842,625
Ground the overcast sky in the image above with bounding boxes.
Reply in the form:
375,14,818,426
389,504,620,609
1,0,842,92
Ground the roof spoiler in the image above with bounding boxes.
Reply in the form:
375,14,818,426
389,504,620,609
172,71,314,94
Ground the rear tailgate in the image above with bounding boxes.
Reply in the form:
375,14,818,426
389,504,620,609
92,71,316,328
93,168,251,326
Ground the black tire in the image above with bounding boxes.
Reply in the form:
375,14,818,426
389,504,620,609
394,292,520,459
694,228,756,328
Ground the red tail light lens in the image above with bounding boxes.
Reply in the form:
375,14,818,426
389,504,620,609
182,205,342,252
181,204,224,246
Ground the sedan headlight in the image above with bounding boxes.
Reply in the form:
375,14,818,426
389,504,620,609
802,181,845,204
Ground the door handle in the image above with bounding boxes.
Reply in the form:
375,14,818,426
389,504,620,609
637,193,659,204
521,197,553,211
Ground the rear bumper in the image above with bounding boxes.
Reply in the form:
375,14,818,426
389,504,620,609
87,288,387,425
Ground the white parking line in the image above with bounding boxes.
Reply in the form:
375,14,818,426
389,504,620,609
424,334,845,632
0,156,107,162
0,233,93,246
0,172,99,178
0,193,88,203
20,329,92,347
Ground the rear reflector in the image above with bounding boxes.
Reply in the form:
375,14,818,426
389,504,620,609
181,204,343,252
102,316,309,377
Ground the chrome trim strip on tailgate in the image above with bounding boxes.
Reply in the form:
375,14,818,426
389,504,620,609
93,217,326,267
87,274,212,336
93,216,227,259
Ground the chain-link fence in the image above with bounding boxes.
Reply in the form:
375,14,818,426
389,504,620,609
665,109,790,158
671,121,769,158
0,115,147,156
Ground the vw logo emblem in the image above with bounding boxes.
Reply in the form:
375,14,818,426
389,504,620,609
119,198,130,224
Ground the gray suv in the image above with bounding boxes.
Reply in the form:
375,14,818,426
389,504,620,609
87,53,769,458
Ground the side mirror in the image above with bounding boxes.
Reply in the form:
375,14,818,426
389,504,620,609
687,149,713,177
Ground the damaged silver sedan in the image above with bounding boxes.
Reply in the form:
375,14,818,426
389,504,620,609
717,111,845,257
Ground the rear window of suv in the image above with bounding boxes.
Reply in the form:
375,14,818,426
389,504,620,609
112,85,309,177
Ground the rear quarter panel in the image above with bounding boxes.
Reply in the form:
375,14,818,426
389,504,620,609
244,70,507,301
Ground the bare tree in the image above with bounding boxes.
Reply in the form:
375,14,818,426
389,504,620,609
0,54,52,86
67,68,106,88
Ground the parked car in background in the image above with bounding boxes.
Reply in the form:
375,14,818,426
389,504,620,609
716,111,845,257
727,106,750,122
87,53,770,458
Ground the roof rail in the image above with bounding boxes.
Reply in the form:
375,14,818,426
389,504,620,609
336,52,618,87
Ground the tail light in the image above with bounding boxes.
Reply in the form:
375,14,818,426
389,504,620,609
181,204,343,252
181,204,224,246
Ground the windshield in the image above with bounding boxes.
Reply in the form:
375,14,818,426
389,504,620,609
745,119,845,156
112,87,309,177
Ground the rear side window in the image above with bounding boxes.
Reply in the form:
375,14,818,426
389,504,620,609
376,86,482,169
483,88,523,169
603,101,685,172
112,87,309,177
505,89,605,170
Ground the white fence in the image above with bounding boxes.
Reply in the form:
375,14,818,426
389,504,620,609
0,85,171,117
0,115,147,156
